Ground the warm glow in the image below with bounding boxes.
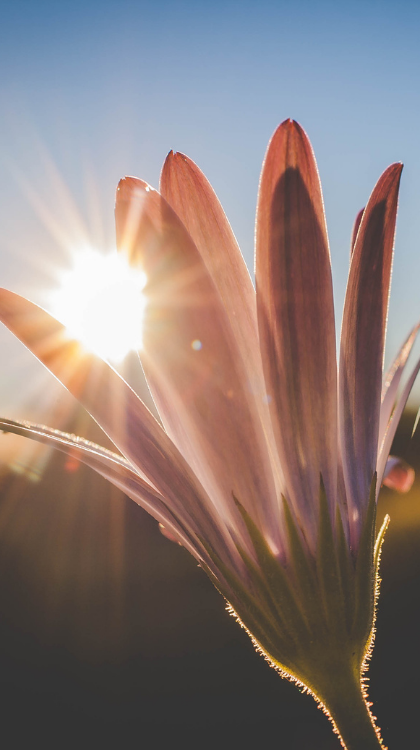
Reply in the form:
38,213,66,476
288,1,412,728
49,248,147,363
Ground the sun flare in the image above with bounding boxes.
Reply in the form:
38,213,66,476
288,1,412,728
49,248,147,363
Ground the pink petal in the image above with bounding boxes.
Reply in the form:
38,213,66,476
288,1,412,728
255,119,337,546
115,178,283,553
382,455,415,493
160,152,264,399
0,416,201,557
339,162,402,542
379,322,420,446
350,207,365,255
159,523,181,544
376,356,420,493
0,289,239,565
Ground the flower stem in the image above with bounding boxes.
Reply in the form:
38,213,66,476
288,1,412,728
319,667,385,750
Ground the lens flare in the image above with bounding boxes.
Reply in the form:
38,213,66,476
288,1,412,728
49,248,147,363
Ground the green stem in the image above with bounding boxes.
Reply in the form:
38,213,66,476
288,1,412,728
318,667,385,750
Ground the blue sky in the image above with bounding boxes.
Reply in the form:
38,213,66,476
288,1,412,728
1,0,420,416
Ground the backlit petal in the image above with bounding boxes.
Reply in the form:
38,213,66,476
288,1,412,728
0,416,201,557
379,322,420,445
377,356,420,492
255,119,337,546
160,152,264,400
0,289,239,566
350,208,364,255
339,163,402,542
115,178,283,554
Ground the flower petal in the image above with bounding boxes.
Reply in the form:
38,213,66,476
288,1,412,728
0,289,239,565
339,163,402,541
115,178,283,553
255,119,337,546
350,207,365,255
382,455,415,493
379,322,420,446
160,152,265,400
376,356,420,493
0,416,201,557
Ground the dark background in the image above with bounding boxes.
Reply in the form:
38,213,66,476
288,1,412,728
0,409,419,748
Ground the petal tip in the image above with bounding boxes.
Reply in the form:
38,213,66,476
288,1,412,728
276,118,305,135
166,150,188,164
278,117,297,128
265,119,312,166
160,151,194,192
385,162,404,181
116,176,150,202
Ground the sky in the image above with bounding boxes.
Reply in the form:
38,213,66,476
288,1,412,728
1,0,420,421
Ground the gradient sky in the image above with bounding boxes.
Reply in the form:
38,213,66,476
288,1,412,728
1,0,420,419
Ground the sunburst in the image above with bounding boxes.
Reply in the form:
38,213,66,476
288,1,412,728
49,247,147,363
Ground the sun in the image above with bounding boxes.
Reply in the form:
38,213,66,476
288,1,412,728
49,247,147,363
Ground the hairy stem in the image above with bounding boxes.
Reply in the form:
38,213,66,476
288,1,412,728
319,666,385,750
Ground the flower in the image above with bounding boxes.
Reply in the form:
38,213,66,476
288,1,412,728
0,119,418,749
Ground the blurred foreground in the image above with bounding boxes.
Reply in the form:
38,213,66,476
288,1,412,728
0,409,419,748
